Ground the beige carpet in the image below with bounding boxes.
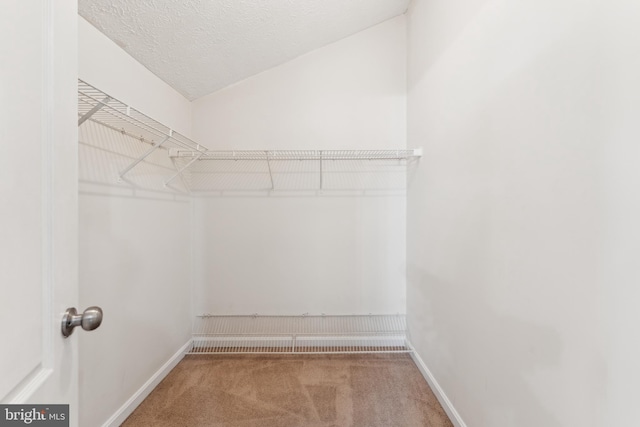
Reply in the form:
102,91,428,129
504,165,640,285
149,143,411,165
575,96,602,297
122,354,454,427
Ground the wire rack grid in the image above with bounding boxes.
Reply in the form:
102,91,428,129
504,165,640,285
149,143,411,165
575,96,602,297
172,149,422,192
78,80,207,153
189,314,411,355
172,149,422,161
78,79,422,193
78,79,210,191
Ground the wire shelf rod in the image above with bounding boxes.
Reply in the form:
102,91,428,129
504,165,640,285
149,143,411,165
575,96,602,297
80,114,164,149
172,149,422,161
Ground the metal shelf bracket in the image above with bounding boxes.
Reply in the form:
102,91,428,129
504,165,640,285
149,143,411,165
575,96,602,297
165,151,203,187
265,150,274,191
119,133,171,179
319,150,323,190
78,96,111,126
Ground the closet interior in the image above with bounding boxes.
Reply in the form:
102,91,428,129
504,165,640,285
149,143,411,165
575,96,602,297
78,77,418,355
76,14,419,426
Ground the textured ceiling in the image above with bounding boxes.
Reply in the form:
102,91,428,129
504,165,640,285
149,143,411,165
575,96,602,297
79,0,410,100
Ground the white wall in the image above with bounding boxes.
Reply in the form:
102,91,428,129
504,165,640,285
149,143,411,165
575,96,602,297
78,17,193,427
193,196,406,315
597,2,640,424
191,16,407,315
192,16,406,150
407,0,639,426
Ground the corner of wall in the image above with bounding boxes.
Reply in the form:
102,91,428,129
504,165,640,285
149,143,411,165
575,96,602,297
408,343,467,427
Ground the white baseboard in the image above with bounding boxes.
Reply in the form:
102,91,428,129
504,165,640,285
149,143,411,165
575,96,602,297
408,342,467,427
102,340,191,427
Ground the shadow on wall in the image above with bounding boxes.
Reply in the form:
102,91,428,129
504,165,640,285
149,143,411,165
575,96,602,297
78,119,190,199
407,268,563,427
176,156,419,197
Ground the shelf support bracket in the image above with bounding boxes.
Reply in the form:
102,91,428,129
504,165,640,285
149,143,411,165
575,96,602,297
119,133,171,179
78,96,111,126
265,151,274,190
319,150,323,190
164,152,203,187
166,156,191,194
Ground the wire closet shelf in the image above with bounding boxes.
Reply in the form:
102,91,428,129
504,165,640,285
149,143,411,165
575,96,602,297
172,150,422,161
171,149,422,193
189,314,411,355
78,79,206,153
78,79,422,193
78,79,209,187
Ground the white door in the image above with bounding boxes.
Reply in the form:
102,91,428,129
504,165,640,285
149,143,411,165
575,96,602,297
0,1,80,425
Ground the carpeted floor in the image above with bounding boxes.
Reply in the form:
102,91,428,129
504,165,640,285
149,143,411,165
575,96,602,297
122,354,454,427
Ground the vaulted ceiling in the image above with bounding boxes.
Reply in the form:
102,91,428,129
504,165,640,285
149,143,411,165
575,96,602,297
79,0,410,100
